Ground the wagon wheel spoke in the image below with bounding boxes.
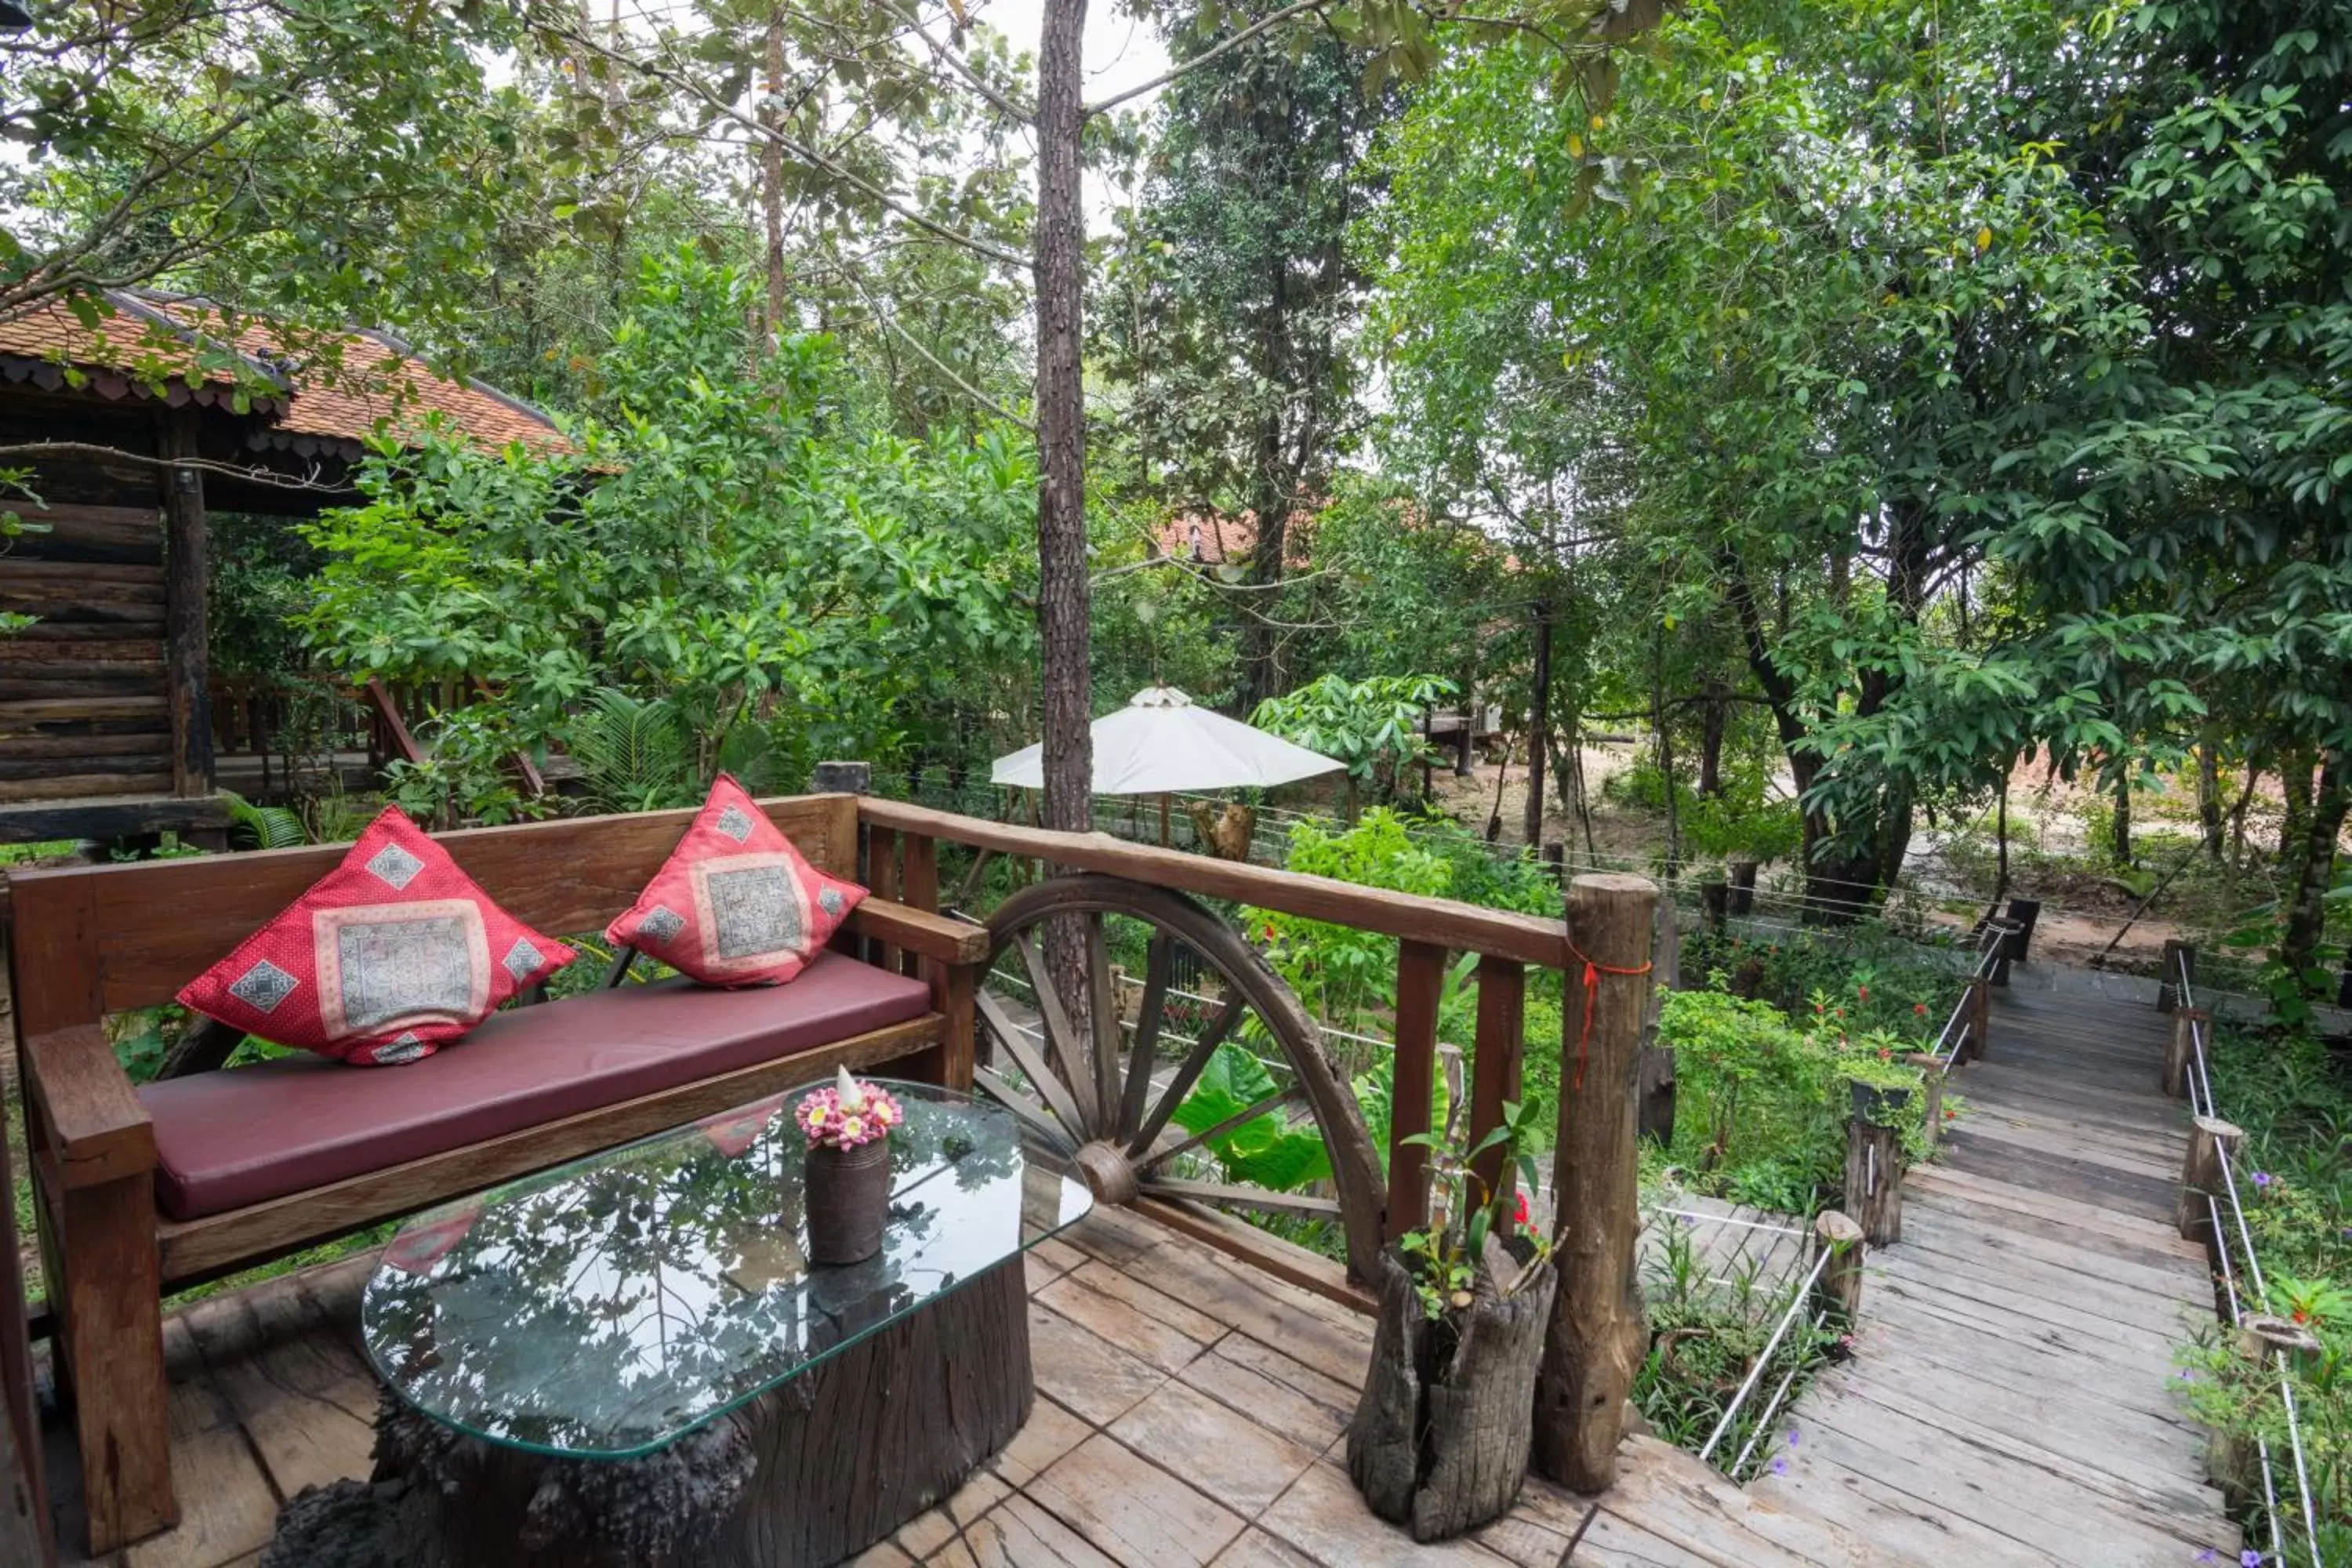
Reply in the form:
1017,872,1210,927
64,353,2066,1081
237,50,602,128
974,1065,1067,1148
1114,931,1174,1142
1083,913,1123,1131
1136,1083,1305,1173
1136,1177,1343,1220
975,989,1091,1138
1124,992,1247,1159
1007,928,1099,1128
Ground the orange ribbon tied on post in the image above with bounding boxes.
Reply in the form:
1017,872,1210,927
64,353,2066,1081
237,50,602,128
1567,939,1654,1091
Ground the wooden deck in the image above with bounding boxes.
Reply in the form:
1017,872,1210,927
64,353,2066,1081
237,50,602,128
31,963,2245,1567
44,1200,1941,1568
1750,968,2242,1566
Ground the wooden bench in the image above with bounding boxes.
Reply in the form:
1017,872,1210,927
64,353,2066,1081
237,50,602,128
6,792,986,1554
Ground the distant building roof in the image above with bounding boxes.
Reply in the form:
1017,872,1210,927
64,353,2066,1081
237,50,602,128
0,290,570,457
1151,507,1316,569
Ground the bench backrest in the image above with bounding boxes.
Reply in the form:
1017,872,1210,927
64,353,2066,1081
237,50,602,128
8,794,861,1033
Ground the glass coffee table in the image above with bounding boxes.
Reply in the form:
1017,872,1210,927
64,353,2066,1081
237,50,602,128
353,1080,1091,1566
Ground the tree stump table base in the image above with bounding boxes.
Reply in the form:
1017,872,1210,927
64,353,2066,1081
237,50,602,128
264,1261,1033,1568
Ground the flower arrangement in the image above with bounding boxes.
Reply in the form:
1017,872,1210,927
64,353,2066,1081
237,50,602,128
796,1067,903,1151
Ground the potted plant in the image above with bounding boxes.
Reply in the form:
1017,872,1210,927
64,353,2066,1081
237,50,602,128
794,1068,904,1265
1345,1098,1557,1542
1840,1047,1919,1127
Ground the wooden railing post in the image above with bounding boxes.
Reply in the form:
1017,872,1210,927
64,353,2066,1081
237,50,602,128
1534,872,1657,1493
1812,1210,1865,1324
1904,1054,1947,1149
1468,955,1525,1211
2176,1115,2242,1250
1386,941,1447,1242
2158,936,2185,1012
1844,1096,1904,1246
2163,1007,2207,1100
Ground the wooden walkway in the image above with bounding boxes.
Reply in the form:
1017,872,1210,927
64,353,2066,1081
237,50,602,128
1750,968,2242,1566
44,1201,1945,1568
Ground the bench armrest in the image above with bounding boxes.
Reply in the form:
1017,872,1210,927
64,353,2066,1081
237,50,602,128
845,898,992,965
22,1023,154,1189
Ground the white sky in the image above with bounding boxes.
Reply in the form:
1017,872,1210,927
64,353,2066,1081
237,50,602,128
978,0,1171,220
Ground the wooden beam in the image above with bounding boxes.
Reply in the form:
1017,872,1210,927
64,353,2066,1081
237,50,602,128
158,408,212,797
858,797,1569,967
1468,955,1525,1210
0,789,230,846
1386,940,1444,1242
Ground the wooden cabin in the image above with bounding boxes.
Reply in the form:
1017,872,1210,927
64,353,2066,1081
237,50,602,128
0,292,566,844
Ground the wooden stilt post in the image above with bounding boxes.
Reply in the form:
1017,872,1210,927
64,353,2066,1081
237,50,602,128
1699,877,1728,935
1811,1210,1864,1324
2162,1008,2207,1100
2176,1115,2243,1248
1726,855,1757,916
1534,873,1657,1494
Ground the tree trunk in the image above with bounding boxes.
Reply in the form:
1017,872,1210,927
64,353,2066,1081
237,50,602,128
2278,753,2347,989
1523,603,1552,848
757,9,787,347
2198,742,2223,862
1240,420,1289,713
1032,0,1091,844
2281,748,2313,863
1697,679,1726,797
2111,768,2132,868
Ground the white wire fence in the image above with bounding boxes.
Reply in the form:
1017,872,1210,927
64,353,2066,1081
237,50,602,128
2176,950,2328,1567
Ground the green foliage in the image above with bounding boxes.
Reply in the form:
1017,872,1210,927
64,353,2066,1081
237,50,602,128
1251,673,1457,808
1249,808,1455,1027
221,791,308,851
1395,1095,1550,1319
1167,1042,1334,1192
564,688,698,814
299,248,1036,813
2174,1023,2351,1552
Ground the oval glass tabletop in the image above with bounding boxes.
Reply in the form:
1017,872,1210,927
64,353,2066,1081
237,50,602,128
361,1078,1093,1459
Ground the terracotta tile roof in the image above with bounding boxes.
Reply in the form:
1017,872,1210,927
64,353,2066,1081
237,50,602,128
0,291,569,455
1151,508,1317,569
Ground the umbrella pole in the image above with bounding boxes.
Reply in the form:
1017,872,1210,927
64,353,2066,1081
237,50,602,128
1159,792,1171,848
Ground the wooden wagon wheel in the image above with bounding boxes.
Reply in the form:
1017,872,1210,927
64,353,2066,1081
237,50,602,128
976,873,1386,1284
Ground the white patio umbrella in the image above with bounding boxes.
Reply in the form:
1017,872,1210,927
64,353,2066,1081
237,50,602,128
990,685,1343,844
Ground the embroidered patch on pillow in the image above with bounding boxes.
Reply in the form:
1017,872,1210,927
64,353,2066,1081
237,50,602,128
177,806,576,1066
605,775,866,986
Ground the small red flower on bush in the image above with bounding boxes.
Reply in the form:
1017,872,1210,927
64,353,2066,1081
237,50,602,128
1514,1190,1531,1227
1914,1002,1928,1016
1857,984,1869,1001
1876,1046,1893,1062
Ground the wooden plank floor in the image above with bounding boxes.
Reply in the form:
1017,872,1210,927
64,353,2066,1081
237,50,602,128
1749,970,2243,1566
42,1202,1946,1568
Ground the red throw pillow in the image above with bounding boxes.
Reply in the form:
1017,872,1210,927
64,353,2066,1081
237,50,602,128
604,775,866,986
177,806,576,1067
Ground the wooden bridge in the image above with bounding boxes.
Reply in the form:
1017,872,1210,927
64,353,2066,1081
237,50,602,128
1751,967,2242,1566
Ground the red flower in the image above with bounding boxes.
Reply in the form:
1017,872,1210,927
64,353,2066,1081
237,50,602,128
1942,1108,1956,1121
1514,1190,1531,1226
1835,1007,1846,1020
1876,1046,1893,1061
1857,985,1870,1001
1914,1002,1929,1016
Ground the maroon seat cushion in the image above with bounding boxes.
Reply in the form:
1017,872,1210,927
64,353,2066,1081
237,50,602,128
139,952,935,1221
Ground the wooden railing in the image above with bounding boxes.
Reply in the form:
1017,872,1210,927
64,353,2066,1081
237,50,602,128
852,792,1662,1493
